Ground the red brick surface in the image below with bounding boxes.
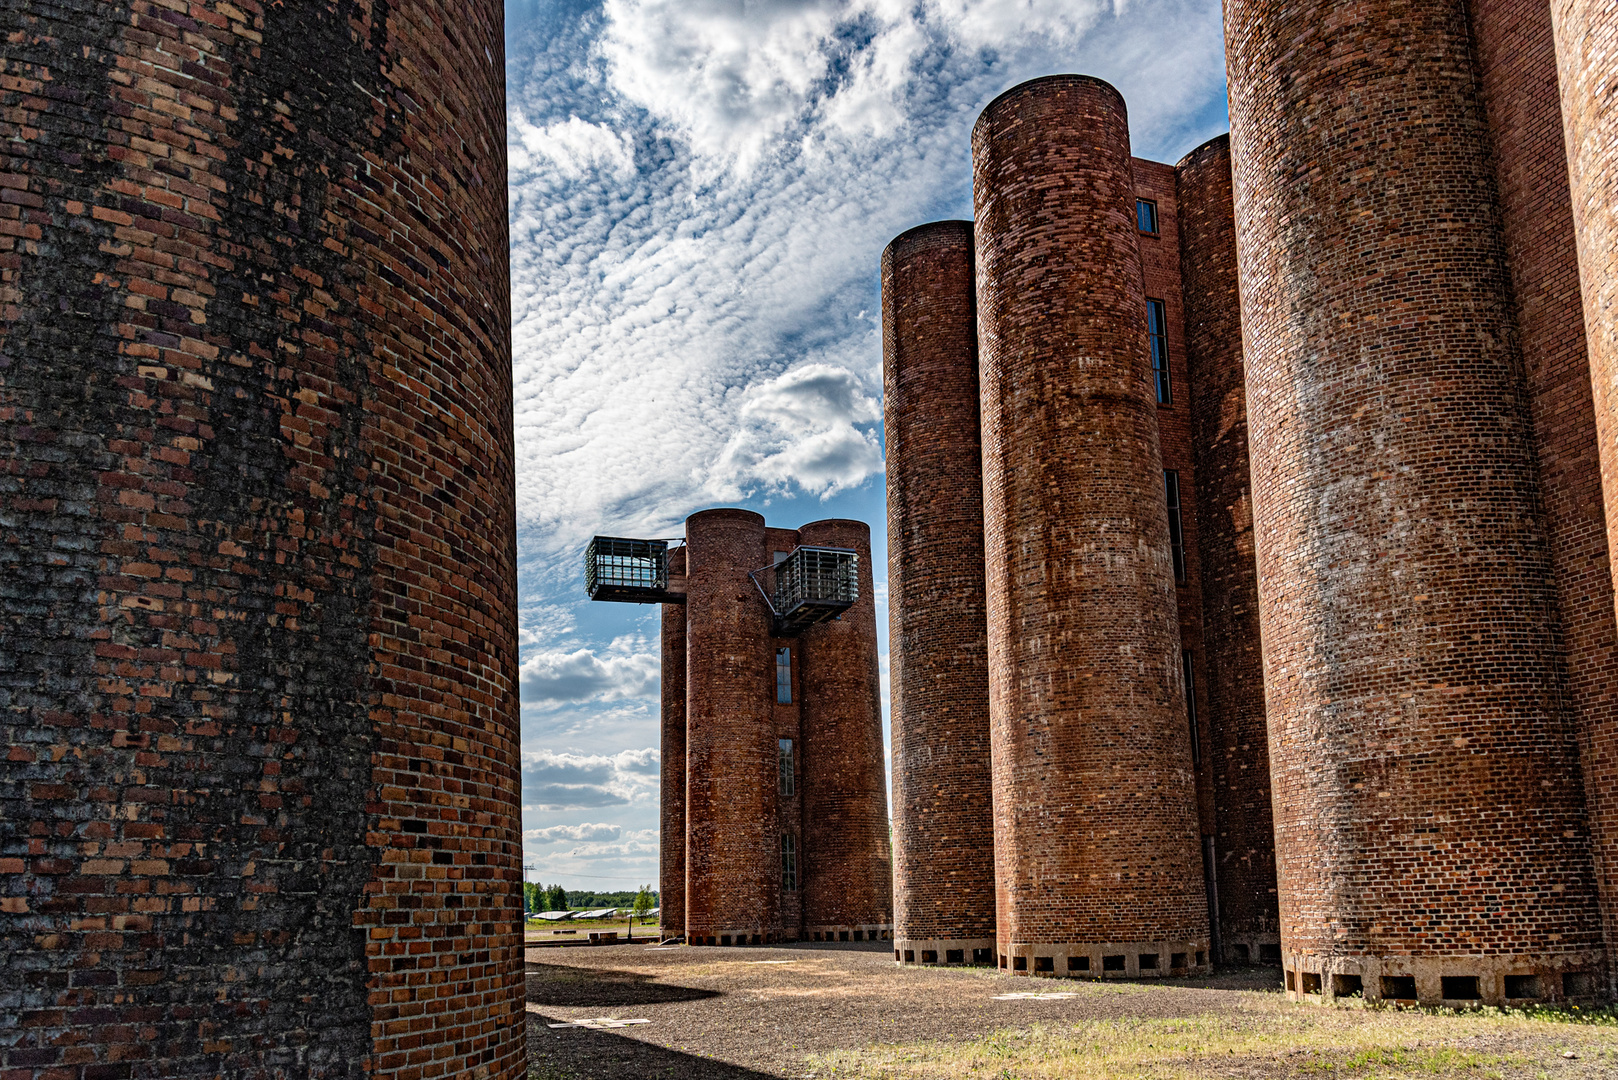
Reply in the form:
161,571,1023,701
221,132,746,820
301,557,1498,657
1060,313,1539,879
973,75,1208,974
798,519,894,938
881,222,996,963
1175,135,1279,961
1552,0,1618,992
660,546,688,940
1226,0,1605,1002
682,509,777,943
0,1,523,1075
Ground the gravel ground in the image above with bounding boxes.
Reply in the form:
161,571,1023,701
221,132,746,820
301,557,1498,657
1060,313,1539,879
522,942,1301,1078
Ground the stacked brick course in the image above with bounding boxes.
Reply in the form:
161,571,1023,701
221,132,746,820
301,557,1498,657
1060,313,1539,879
665,511,891,945
799,519,894,941
1226,0,1606,1003
1176,135,1279,964
973,75,1209,977
882,222,996,967
660,546,688,940
0,0,523,1076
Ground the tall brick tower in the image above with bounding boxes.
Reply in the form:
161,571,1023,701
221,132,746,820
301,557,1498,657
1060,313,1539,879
588,512,891,945
973,75,1210,977
0,2,523,1077
1551,0,1618,980
1175,134,1279,964
1226,0,1606,1004
882,221,996,968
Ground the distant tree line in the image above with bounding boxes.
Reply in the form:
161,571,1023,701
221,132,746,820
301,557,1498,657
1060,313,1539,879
522,883,658,913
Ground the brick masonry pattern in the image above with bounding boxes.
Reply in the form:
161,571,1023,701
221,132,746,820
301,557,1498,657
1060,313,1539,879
1225,0,1605,976
882,222,996,952
0,1,523,1077
660,546,687,940
973,76,1208,956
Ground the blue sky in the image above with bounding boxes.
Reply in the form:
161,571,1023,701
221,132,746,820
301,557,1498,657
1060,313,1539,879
505,0,1231,893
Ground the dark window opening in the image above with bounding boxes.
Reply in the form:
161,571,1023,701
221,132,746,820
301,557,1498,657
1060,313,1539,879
1301,972,1322,995
1382,975,1417,1000
1286,970,1296,991
1171,953,1187,969
1504,974,1539,999
1183,650,1200,764
1103,954,1126,972
1148,298,1171,404
903,949,914,962
946,949,964,964
1195,950,1206,966
1565,971,1596,996
1137,198,1159,234
1334,974,1363,998
1068,955,1089,971
1034,956,1054,972
974,948,994,965
1234,943,1251,963
1013,955,1027,971
1140,953,1159,970
1442,976,1480,1001
776,647,792,704
778,738,794,797
1164,469,1185,582
839,930,850,941
1260,943,1282,964
780,834,797,891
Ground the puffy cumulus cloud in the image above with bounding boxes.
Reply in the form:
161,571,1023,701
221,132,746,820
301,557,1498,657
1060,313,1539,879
522,747,660,810
509,114,637,181
519,635,660,704
709,362,885,499
525,822,624,844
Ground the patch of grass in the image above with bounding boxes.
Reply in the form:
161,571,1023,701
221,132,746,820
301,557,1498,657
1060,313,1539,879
806,1002,1618,1079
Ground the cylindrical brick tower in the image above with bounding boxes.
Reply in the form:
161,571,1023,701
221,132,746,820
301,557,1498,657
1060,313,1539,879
1551,0,1618,983
1226,0,1606,1003
798,519,894,941
1175,135,1279,965
0,2,523,1076
881,222,996,967
661,545,689,940
973,75,1209,978
684,509,777,944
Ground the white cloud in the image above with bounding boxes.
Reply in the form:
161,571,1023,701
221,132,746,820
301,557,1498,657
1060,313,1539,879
522,747,660,810
525,822,624,844
709,362,885,499
519,635,660,704
509,114,636,180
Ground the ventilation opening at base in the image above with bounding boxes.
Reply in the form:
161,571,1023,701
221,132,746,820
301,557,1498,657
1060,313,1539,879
1171,953,1187,969
1034,956,1054,972
1382,975,1417,1000
1333,974,1363,998
1504,975,1540,999
1301,972,1322,995
1195,950,1206,966
1140,953,1159,971
1442,976,1480,1001
973,948,993,965
922,950,937,964
1103,954,1125,972
1259,943,1282,963
1234,943,1251,963
946,949,963,964
1013,956,1027,971
1069,956,1089,971
903,950,914,962
1565,971,1596,997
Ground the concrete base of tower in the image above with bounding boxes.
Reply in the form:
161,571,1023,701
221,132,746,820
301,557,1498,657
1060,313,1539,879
894,936,997,967
685,928,785,947
998,940,1213,979
1281,949,1609,1006
1220,932,1283,967
807,923,893,943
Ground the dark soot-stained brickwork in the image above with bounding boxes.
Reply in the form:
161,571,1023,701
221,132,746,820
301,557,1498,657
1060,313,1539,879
0,2,521,1077
883,222,996,966
1227,0,1604,1002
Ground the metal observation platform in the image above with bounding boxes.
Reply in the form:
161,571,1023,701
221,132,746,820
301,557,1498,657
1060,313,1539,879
583,535,858,635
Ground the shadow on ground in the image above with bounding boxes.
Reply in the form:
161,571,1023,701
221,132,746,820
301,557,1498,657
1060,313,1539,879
528,1013,778,1080
526,961,721,1007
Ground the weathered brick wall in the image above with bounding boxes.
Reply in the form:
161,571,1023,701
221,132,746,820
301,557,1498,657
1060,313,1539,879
974,75,1208,976
1175,134,1279,962
1132,158,1216,844
0,1,522,1075
798,519,893,938
881,221,996,964
682,509,776,944
660,546,687,940
1551,0,1618,990
766,525,804,940
1226,0,1605,1003
1474,0,1618,985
